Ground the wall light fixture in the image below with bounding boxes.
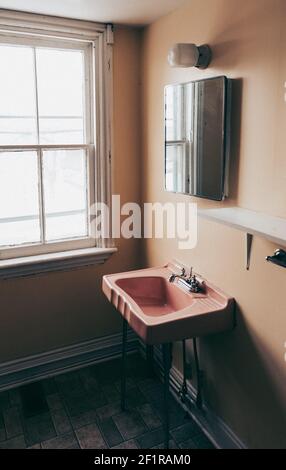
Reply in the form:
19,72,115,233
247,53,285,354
168,43,212,69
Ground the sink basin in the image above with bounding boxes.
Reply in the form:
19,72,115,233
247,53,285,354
102,261,235,344
115,276,194,316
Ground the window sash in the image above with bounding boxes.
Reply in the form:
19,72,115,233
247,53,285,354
0,32,99,260
0,144,96,260
0,35,94,146
0,10,113,262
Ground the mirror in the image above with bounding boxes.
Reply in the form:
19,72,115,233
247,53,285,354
165,76,231,201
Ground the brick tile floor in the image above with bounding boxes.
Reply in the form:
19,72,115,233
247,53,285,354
0,354,215,449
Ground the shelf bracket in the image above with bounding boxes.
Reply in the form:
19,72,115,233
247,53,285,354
245,233,253,270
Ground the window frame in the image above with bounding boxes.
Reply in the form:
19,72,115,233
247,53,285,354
0,10,114,262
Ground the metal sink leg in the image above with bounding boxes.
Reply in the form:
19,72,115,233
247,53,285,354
180,339,188,402
121,318,128,411
193,337,203,409
162,343,172,449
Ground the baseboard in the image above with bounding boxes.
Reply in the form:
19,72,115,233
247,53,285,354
168,365,247,449
0,330,138,392
140,342,246,450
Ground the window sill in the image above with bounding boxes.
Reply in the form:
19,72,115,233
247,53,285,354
0,247,117,280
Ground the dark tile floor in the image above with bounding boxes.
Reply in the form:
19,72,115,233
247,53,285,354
0,354,214,449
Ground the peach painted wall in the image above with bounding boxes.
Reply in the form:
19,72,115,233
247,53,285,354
141,0,286,448
0,26,142,362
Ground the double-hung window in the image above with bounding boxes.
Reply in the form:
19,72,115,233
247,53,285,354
0,12,113,267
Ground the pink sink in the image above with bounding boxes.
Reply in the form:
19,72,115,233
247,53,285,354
102,261,235,345
115,276,194,316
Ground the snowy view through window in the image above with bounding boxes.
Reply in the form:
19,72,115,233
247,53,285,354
0,43,89,248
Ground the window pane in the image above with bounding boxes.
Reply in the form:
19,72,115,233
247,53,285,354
165,85,185,141
0,45,37,145
36,48,85,144
42,149,88,241
0,151,41,247
166,144,188,193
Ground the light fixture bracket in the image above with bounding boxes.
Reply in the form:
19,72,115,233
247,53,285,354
196,44,212,69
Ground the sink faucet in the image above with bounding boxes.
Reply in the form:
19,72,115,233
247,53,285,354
168,267,186,283
169,267,202,293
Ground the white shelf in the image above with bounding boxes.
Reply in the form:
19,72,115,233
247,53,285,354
198,207,286,246
199,207,286,270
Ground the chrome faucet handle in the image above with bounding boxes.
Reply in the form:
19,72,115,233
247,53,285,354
189,267,193,279
181,267,186,277
189,274,200,293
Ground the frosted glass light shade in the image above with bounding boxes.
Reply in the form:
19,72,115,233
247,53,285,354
168,43,199,67
168,43,212,69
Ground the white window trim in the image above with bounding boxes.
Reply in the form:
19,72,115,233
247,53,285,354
0,247,117,280
0,10,115,278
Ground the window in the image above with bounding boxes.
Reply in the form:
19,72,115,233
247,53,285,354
0,13,113,264
165,84,194,193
